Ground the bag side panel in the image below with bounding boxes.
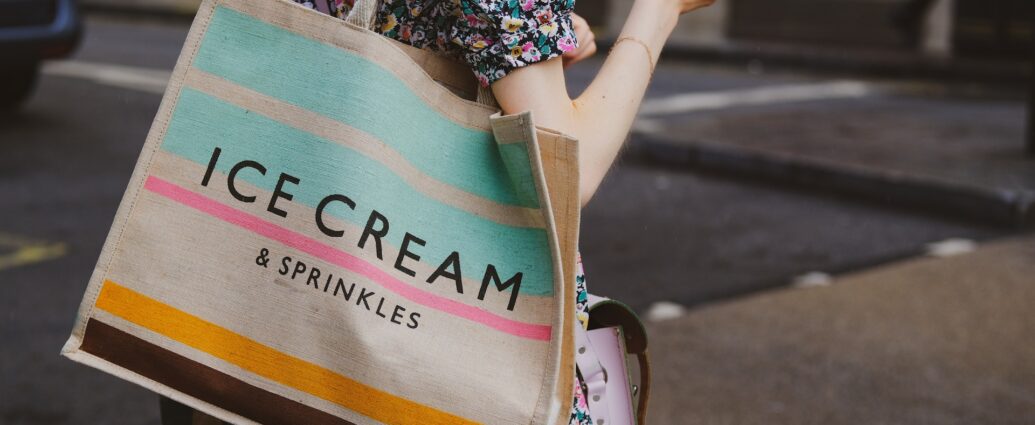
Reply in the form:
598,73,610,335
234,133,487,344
535,129,581,425
490,113,580,424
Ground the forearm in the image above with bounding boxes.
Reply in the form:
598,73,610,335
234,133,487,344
570,0,678,202
491,0,681,206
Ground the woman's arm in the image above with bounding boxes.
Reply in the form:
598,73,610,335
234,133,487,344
491,0,714,206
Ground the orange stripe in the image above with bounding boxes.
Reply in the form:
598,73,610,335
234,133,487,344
95,280,478,425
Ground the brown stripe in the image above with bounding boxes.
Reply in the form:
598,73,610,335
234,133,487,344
81,318,354,425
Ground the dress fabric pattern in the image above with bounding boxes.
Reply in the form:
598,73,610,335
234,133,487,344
569,254,593,425
293,2,589,423
294,0,577,86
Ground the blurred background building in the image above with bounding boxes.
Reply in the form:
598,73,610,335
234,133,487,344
596,0,1033,60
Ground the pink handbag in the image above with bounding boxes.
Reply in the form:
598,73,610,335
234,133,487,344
576,295,652,425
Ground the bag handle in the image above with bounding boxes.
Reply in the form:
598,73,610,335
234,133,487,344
344,0,381,30
345,0,499,108
634,351,651,425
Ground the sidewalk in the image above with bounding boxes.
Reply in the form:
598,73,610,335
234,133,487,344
631,85,1035,228
645,235,1035,425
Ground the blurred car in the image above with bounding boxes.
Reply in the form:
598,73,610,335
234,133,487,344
0,0,82,109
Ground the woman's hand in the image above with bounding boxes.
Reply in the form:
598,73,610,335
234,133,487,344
561,13,597,69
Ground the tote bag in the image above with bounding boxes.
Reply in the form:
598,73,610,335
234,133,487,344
60,0,581,423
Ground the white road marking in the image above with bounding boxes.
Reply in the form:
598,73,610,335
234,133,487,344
43,60,172,94
638,80,875,116
792,271,833,288
632,117,666,134
645,301,687,322
925,238,977,258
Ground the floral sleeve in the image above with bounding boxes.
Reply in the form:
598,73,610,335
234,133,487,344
453,0,578,86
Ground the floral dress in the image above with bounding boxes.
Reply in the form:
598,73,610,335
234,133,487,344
293,0,578,86
294,2,589,423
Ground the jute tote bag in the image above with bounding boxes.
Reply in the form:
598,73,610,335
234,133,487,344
60,0,582,423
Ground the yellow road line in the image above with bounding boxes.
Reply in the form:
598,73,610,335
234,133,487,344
0,233,67,271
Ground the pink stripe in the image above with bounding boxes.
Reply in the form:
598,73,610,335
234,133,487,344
143,176,552,341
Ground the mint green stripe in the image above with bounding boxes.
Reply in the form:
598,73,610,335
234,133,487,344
193,6,539,209
162,89,554,296
498,144,539,207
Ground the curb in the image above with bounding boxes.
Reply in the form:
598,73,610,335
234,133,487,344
599,38,1032,86
627,134,1035,229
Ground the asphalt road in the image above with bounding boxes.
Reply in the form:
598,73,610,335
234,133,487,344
0,15,1017,424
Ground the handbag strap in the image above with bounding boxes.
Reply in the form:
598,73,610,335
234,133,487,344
345,0,499,108
634,351,651,425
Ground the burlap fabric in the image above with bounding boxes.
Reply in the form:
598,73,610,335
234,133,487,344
61,0,581,423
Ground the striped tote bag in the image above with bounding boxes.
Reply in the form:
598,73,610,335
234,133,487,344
61,0,581,423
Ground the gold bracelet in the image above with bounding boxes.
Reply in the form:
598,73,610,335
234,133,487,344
612,36,656,74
